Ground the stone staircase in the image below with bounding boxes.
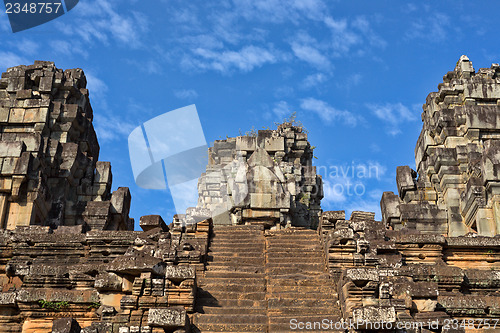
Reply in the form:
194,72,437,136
192,225,268,332
192,225,341,332
265,228,341,332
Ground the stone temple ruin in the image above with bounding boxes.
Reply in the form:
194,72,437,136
193,124,322,229
0,57,498,333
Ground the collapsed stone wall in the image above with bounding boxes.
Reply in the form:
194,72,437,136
0,61,131,231
194,124,323,229
320,211,500,329
381,56,500,236
0,215,211,333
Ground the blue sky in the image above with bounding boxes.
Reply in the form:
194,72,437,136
1,1,499,228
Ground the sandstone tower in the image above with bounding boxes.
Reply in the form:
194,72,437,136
193,123,323,229
0,61,132,231
381,55,500,236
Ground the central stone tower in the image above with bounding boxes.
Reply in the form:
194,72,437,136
194,122,323,229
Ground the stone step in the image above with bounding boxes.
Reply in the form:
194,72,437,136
266,236,320,241
193,314,268,325
267,246,323,252
203,271,266,279
207,252,265,258
266,235,320,241
198,277,266,285
266,248,324,254
266,229,318,234
192,323,267,332
198,283,266,293
267,292,335,300
206,267,265,274
212,225,264,234
198,291,266,300
267,279,334,287
267,285,335,294
206,263,265,271
212,233,264,238
266,262,325,270
266,267,326,275
268,306,339,316
268,298,339,308
267,254,326,265
267,245,323,251
210,244,265,249
197,299,267,308
195,306,268,315
210,257,265,264
211,237,265,243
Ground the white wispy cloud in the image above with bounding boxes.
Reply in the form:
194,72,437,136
85,73,108,108
367,102,417,135
406,12,450,42
0,11,11,32
352,16,387,48
174,89,198,100
302,73,328,88
84,73,139,143
9,39,39,55
300,97,359,126
324,16,386,57
335,73,362,90
0,52,29,71
94,113,138,142
234,0,327,23
55,1,148,48
272,101,294,119
49,40,89,58
184,45,280,73
291,42,331,69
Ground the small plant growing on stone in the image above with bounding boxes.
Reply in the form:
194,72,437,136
298,193,311,206
38,300,69,311
245,126,258,137
88,301,101,309
276,112,308,133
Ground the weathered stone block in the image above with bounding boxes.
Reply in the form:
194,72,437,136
51,318,81,333
140,215,168,232
147,307,186,329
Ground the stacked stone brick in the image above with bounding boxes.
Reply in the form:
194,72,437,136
0,214,211,333
381,56,500,236
0,61,131,231
320,210,500,330
195,124,323,229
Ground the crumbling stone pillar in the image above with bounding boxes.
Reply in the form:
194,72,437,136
0,61,132,231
